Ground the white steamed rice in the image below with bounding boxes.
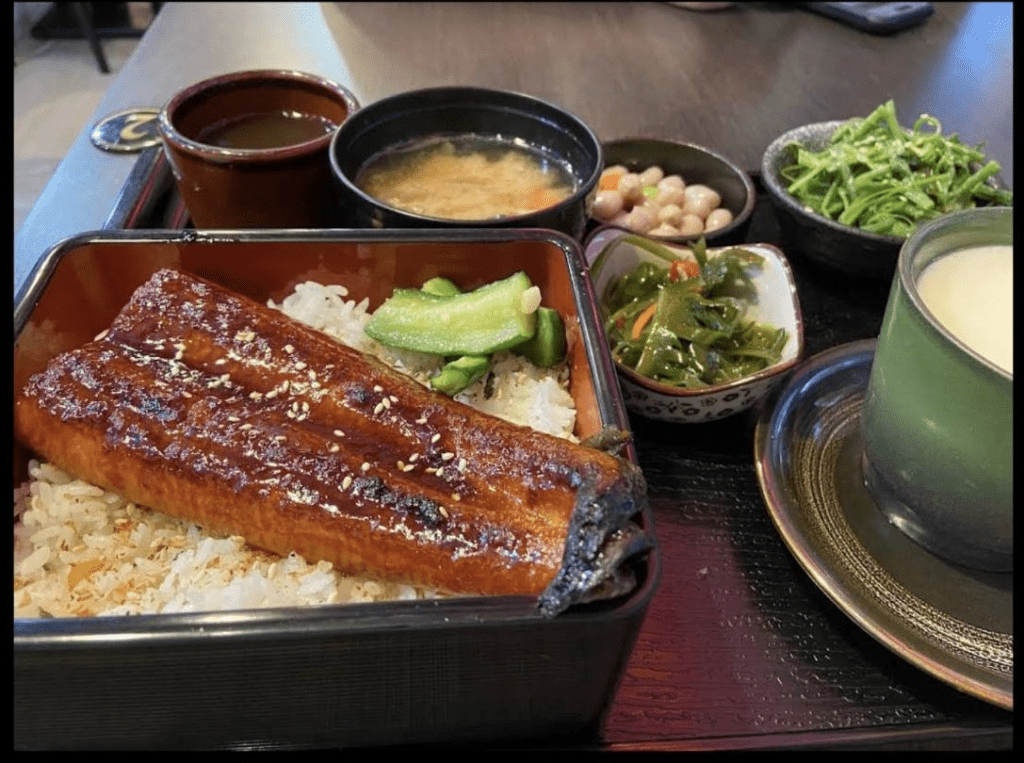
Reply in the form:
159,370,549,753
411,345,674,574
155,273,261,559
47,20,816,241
13,280,577,619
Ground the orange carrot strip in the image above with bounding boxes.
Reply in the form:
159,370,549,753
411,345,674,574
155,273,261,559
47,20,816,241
599,168,627,191
669,258,700,282
631,303,658,340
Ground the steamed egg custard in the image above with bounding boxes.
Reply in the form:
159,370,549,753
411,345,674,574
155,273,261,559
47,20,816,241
356,135,576,220
916,245,1013,374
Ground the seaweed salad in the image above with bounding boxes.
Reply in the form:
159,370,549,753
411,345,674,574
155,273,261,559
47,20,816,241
599,235,788,389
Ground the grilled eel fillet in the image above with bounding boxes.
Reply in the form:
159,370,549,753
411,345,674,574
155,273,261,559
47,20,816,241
15,269,650,613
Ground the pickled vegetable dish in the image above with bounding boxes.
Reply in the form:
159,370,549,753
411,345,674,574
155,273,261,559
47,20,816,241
599,236,787,388
366,272,567,396
780,100,1013,237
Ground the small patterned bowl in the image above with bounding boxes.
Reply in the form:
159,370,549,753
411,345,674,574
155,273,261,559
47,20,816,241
584,226,804,424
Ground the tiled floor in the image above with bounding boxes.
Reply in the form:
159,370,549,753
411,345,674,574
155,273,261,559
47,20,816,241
13,17,141,233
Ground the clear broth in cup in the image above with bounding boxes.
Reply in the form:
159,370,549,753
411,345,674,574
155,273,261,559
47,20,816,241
197,110,337,150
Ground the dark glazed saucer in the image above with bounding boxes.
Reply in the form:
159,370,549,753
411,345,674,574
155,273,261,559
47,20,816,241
754,339,1012,710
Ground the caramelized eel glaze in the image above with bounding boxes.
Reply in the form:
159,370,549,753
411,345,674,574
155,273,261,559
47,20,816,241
15,269,637,598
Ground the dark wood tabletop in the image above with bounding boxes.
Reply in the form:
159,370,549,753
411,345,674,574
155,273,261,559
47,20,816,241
17,2,1009,751
318,2,1014,750
596,182,1012,751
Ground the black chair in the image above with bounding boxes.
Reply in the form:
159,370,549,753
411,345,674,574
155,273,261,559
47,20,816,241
31,2,163,74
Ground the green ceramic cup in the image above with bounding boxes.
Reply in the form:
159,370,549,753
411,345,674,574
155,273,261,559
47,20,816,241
861,207,1013,572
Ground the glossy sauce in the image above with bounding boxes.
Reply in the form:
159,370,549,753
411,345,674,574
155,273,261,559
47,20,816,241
16,269,626,593
196,110,336,149
916,244,1013,374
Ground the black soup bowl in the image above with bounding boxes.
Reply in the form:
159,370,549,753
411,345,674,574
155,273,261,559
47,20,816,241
329,86,603,239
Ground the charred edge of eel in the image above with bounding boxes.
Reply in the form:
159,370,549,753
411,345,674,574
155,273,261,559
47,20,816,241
538,427,654,618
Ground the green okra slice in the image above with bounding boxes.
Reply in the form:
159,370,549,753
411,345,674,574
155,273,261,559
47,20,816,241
420,276,462,298
430,354,491,396
515,306,567,368
420,276,481,394
365,271,540,355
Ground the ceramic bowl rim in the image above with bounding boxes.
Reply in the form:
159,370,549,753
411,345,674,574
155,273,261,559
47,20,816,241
586,226,805,399
596,136,757,243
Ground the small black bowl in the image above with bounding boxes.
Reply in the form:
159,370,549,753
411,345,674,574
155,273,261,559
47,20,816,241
328,86,602,239
761,121,904,279
596,138,756,247
765,121,1013,280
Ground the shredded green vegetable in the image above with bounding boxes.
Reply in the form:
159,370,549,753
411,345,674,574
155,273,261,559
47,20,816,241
780,100,1012,237
600,236,788,389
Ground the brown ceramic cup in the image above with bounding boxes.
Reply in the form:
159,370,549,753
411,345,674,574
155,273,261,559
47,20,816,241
158,69,359,229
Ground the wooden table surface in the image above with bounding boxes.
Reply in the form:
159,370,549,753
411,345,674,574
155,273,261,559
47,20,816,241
317,2,1014,749
14,2,1013,750
321,2,1013,185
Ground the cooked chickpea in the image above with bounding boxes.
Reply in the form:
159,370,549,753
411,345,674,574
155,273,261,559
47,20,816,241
623,205,657,233
592,190,625,220
648,224,680,237
638,165,664,186
677,213,705,236
594,163,729,238
617,173,644,205
682,185,722,220
654,185,686,207
656,203,684,227
704,207,734,232
609,210,631,227
657,174,686,193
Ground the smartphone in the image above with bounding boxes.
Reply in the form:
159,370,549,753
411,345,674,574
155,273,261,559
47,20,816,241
803,2,935,34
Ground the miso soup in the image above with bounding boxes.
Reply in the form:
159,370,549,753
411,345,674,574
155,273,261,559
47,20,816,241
197,110,337,150
355,135,577,220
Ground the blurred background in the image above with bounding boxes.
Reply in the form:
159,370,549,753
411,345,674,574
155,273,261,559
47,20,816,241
14,3,1012,235
14,2,156,232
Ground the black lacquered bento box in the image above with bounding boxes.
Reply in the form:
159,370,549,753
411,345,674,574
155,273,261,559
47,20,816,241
13,228,659,750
